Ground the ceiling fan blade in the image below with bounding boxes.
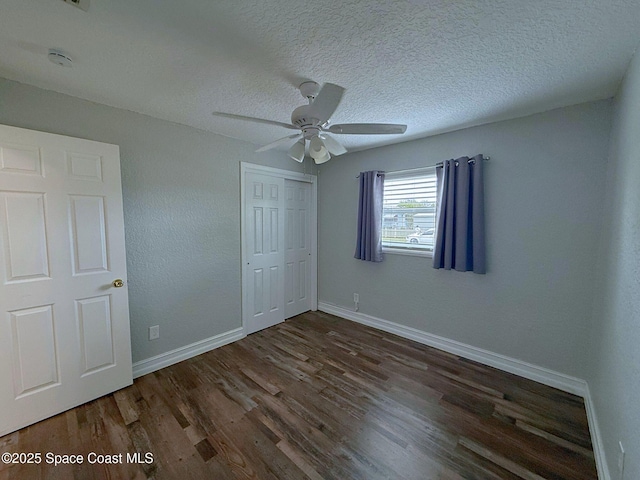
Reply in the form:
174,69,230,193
307,83,345,123
319,133,347,156
212,112,298,130
255,133,302,153
327,123,407,135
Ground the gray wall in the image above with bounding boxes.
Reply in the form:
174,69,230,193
318,100,611,379
0,77,310,363
589,48,640,479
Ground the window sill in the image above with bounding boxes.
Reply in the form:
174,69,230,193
383,247,433,258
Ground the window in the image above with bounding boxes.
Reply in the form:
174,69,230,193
382,167,437,256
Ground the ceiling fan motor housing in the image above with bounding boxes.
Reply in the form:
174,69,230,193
212,80,406,160
292,81,325,137
291,105,322,137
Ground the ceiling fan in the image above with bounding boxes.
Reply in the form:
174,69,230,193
212,81,407,164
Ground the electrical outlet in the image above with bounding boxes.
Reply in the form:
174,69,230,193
353,293,359,303
149,325,160,341
618,441,625,479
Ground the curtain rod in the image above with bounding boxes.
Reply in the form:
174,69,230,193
436,156,490,168
356,156,490,178
356,172,385,178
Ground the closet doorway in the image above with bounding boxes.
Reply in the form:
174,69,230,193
241,163,317,335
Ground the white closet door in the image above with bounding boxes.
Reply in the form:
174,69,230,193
244,172,285,334
284,179,312,319
0,124,132,436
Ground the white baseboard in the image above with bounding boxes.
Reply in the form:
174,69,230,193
318,302,587,396
132,327,245,378
583,384,611,480
318,302,614,479
131,306,610,480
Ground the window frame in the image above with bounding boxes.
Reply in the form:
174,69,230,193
381,166,438,258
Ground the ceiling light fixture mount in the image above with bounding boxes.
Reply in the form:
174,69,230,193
298,81,321,101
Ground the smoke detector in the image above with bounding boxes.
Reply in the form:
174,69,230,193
48,49,73,67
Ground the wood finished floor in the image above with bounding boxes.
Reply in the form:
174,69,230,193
0,311,597,480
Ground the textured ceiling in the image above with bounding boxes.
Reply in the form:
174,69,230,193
1,0,639,154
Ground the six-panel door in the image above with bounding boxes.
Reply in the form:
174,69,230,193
244,172,285,334
0,124,132,436
284,179,312,319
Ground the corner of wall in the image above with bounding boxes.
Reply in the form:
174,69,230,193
132,327,244,378
583,383,612,480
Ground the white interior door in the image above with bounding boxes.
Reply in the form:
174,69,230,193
0,124,132,436
284,179,312,319
244,171,285,334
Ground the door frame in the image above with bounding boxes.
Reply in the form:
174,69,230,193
240,162,318,336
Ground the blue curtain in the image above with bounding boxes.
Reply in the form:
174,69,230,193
354,171,385,262
433,155,486,273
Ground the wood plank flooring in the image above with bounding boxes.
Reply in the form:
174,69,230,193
0,311,597,480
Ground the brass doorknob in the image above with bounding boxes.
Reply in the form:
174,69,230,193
112,279,124,288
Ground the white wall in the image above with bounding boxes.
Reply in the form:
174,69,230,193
0,77,311,363
589,47,640,480
318,100,611,379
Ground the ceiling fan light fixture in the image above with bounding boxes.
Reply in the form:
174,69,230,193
288,139,305,163
309,135,328,161
212,81,407,165
313,150,331,164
